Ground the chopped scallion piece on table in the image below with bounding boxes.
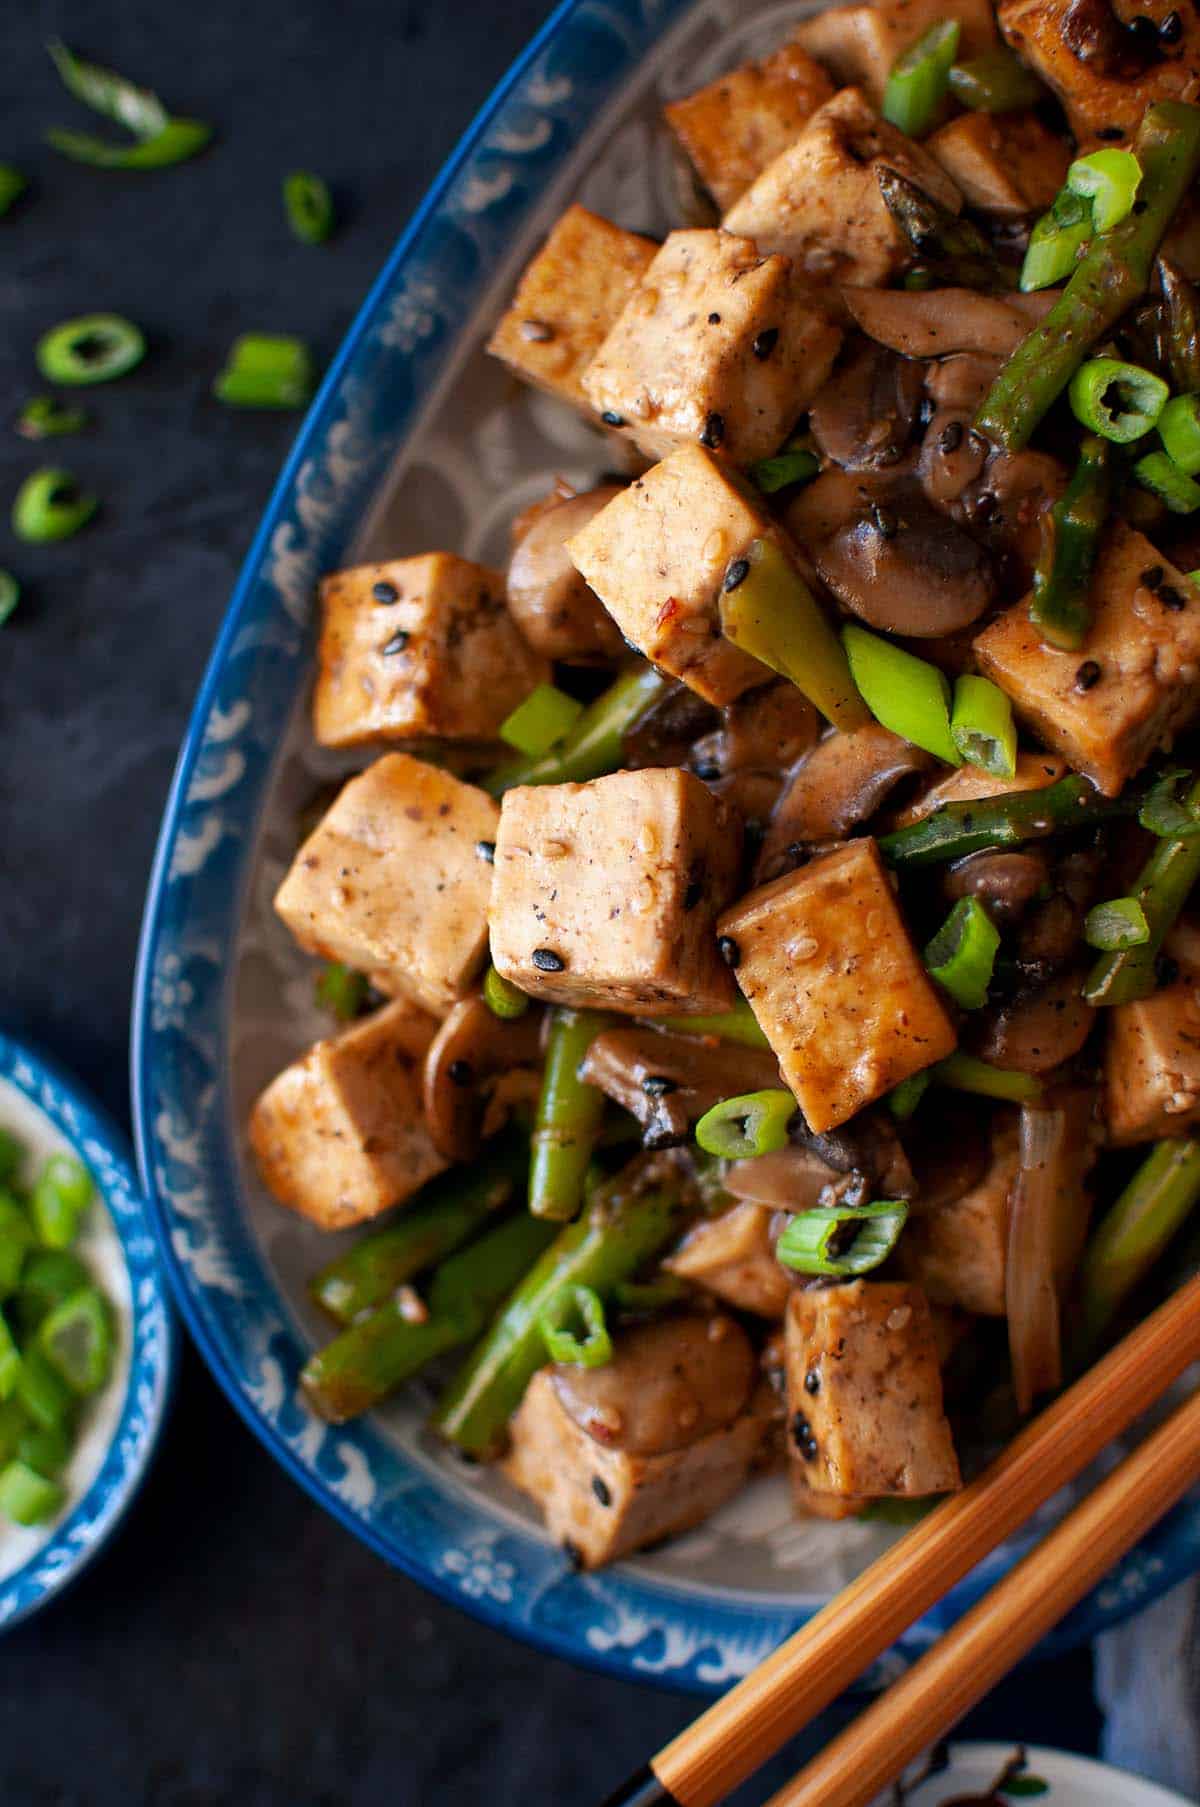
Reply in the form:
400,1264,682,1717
0,572,20,627
539,1284,613,1368
695,1089,796,1159
0,165,28,216
751,443,820,495
213,334,315,409
46,38,168,138
888,1070,932,1121
284,169,335,244
1068,357,1169,441
1134,449,1200,511
499,682,583,758
1084,897,1151,949
1066,148,1142,232
36,314,145,386
1029,434,1111,649
0,1459,64,1527
776,1201,909,1278
1020,191,1091,292
883,20,960,138
12,469,98,544
1156,392,1200,474
720,538,869,731
16,395,89,439
47,118,213,169
842,624,960,765
483,964,530,1020
948,48,1042,112
314,961,368,1021
951,675,1016,777
924,896,1001,1009
45,40,212,169
933,1051,1043,1102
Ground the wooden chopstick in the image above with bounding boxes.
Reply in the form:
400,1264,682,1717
769,1383,1200,1807
599,1270,1200,1807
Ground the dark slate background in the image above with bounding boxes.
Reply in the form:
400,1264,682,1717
1,4,1101,1800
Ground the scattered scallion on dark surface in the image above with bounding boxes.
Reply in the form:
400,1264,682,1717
36,314,146,386
776,1201,909,1278
284,169,335,245
0,572,20,627
12,469,98,544
924,896,1000,1009
45,39,212,170
214,333,315,409
0,165,28,217
695,1089,796,1159
16,395,89,439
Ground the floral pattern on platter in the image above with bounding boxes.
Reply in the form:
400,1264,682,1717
131,0,1200,1690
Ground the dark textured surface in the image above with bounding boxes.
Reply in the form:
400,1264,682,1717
0,4,1101,1801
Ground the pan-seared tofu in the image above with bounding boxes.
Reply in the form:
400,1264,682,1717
566,446,779,705
723,89,962,287
581,229,842,466
274,754,498,1016
785,1282,961,1497
718,840,957,1134
489,767,740,1013
999,0,1200,146
900,1113,1019,1316
313,553,549,749
666,1202,792,1317
975,525,1200,796
248,1001,444,1228
797,0,997,106
1105,976,1200,1144
927,111,1069,218
665,38,835,211
487,204,657,417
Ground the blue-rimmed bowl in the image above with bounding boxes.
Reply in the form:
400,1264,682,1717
131,0,1200,1692
0,1030,177,1631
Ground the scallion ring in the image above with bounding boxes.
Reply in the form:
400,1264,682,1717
539,1284,613,1368
499,682,584,758
0,165,28,217
36,314,145,386
882,19,961,138
1068,357,1169,443
1066,148,1142,233
1138,768,1200,839
776,1201,909,1278
842,624,960,765
483,964,530,1021
284,170,335,245
950,674,1017,778
213,334,315,409
695,1089,796,1159
0,572,21,626
1084,896,1151,950
1020,190,1091,293
924,896,1000,1009
44,40,211,170
16,395,88,440
1134,449,1200,513
12,469,98,543
1158,394,1200,475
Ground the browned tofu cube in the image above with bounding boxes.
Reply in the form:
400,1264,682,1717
718,840,957,1134
665,38,835,212
581,229,842,466
666,1202,792,1317
797,0,997,105
1105,976,1200,1144
566,446,778,705
313,553,549,749
1000,0,1200,146
489,767,740,1013
486,204,657,417
248,1002,444,1228
900,1113,1019,1316
274,754,498,1016
927,111,1070,218
975,525,1200,796
723,89,962,287
785,1282,961,1496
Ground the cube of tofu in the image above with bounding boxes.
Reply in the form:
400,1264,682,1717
486,204,657,417
489,767,740,1013
581,229,842,466
785,1282,961,1496
718,840,957,1134
666,1202,793,1317
248,1001,444,1228
999,0,1200,147
723,89,963,287
274,754,498,1016
901,1113,1019,1316
665,38,835,211
567,445,779,705
797,0,997,106
313,553,549,749
1105,976,1200,1144
975,524,1200,796
927,111,1070,218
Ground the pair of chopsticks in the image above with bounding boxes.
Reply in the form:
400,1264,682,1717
599,1270,1200,1807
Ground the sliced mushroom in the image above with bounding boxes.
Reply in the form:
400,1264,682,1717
842,287,1056,361
423,994,544,1162
803,1108,916,1201
925,353,1004,414
970,969,1096,1075
690,681,820,787
816,479,998,636
622,678,719,770
809,337,926,472
507,483,627,662
580,1026,784,1148
918,408,989,509
724,1143,855,1211
899,1098,992,1215
943,849,1051,927
551,1312,756,1455
756,723,932,880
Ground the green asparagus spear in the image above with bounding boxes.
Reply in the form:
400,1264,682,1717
530,1010,612,1221
432,1173,682,1455
1029,435,1112,649
1072,1137,1200,1359
976,101,1200,452
876,166,1017,290
301,1211,557,1421
654,999,770,1048
1157,257,1200,394
1083,777,1200,1005
485,664,670,796
877,772,1130,867
309,1130,528,1325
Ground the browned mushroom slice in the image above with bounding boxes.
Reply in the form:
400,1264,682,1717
690,681,820,787
507,483,627,663
969,969,1097,1075
723,1143,854,1211
580,1025,784,1148
943,849,1051,926
621,678,719,770
805,1108,916,1201
755,722,932,880
550,1313,756,1456
809,337,926,472
816,479,998,636
842,287,1056,361
422,994,544,1162
899,1096,992,1215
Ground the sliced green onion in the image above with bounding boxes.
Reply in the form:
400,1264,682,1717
284,170,335,245
842,624,960,765
751,444,820,496
11,1251,90,1338
1084,896,1150,949
45,39,211,170
948,49,1043,112
18,1420,71,1479
695,1090,796,1160
776,1201,909,1278
29,1154,93,1250
16,395,89,439
499,682,583,758
1139,768,1200,838
37,313,146,387
0,165,28,217
0,1312,21,1401
12,469,98,544
47,118,212,169
951,675,1017,778
539,1284,613,1368
887,1071,931,1121
933,1051,1043,1102
0,1197,34,1298
38,1288,113,1395
1020,190,1091,293
314,961,367,1022
483,964,530,1021
1134,449,1200,512
15,1347,73,1430
0,1132,23,1187
1068,357,1168,442
654,1000,771,1049
1158,393,1200,475
214,333,315,409
0,1400,25,1468
924,896,1000,1009
0,1459,65,1526
0,572,19,627
1066,149,1142,233
721,538,869,731
883,19,961,137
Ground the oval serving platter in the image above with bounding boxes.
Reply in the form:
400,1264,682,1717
131,0,1200,1691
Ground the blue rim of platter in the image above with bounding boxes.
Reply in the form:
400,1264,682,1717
0,1029,178,1632
130,0,1200,1692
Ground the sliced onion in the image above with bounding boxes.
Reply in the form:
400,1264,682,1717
1006,1104,1066,1414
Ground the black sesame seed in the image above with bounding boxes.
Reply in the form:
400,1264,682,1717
641,1074,679,1097
601,410,625,428
1159,583,1186,610
790,1411,818,1461
1141,564,1165,589
724,557,750,592
938,420,964,454
752,327,779,361
591,1475,612,1507
1161,8,1183,42
475,839,496,863
1096,125,1126,142
693,759,722,782
380,629,410,656
683,878,704,911
1156,952,1181,988
699,411,726,449
372,580,399,604
707,311,722,324
718,935,741,968
447,1058,474,1087
804,1368,821,1395
870,502,897,540
1074,659,1102,692
532,947,565,972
